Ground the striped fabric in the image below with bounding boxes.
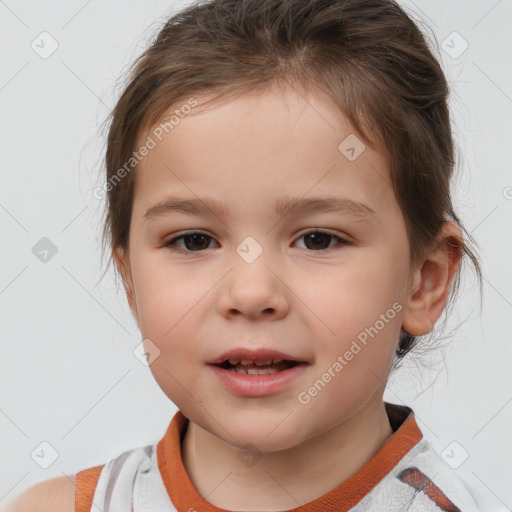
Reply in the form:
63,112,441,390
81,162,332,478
76,402,482,511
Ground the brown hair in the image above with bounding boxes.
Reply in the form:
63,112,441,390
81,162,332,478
99,0,483,370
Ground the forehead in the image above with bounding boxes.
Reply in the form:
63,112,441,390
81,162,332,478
133,85,395,221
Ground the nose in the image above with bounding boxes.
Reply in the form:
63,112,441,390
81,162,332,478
217,253,289,321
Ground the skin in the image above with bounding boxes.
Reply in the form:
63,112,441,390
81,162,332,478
1,475,76,512
114,83,462,511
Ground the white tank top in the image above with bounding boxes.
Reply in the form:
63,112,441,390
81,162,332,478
78,406,488,511
89,444,178,512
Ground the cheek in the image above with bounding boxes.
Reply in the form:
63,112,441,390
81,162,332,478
134,259,204,336
134,293,206,401
301,255,403,387
141,313,205,411
303,254,403,338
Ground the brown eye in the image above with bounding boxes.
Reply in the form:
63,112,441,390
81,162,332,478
294,231,350,251
165,232,216,252
164,229,350,254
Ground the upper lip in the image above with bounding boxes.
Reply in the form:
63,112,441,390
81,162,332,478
207,348,308,365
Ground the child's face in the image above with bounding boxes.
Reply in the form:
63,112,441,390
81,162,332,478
117,85,416,451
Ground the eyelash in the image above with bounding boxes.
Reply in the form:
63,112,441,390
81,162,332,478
163,230,351,254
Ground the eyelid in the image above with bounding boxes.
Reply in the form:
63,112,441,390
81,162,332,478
294,227,349,240
164,230,218,247
164,228,352,253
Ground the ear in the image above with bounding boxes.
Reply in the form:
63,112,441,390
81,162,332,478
401,221,463,336
113,246,139,327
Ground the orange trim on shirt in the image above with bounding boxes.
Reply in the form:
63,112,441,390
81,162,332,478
157,402,423,511
75,464,104,512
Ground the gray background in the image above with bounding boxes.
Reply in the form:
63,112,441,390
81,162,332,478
1,0,511,510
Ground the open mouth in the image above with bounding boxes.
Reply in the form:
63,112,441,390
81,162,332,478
215,359,300,375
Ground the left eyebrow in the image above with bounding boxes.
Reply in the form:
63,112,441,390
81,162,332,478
143,195,377,222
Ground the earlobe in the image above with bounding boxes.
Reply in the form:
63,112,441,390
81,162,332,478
401,222,463,337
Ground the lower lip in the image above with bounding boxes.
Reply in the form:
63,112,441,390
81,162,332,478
208,363,308,397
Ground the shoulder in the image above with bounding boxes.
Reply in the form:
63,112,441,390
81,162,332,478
394,438,481,511
1,474,76,512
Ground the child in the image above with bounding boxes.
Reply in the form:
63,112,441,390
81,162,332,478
6,0,485,510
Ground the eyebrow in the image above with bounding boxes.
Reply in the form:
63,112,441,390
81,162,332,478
143,195,377,222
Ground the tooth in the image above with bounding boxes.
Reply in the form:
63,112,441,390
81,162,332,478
228,359,241,365
231,366,281,375
258,368,278,374
240,359,253,365
272,359,283,364
254,359,272,366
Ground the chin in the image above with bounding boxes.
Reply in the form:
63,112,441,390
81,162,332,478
215,416,311,454
228,432,301,454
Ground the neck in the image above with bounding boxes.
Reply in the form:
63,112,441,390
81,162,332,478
181,398,394,511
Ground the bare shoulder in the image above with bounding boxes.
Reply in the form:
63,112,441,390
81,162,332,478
2,474,76,512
